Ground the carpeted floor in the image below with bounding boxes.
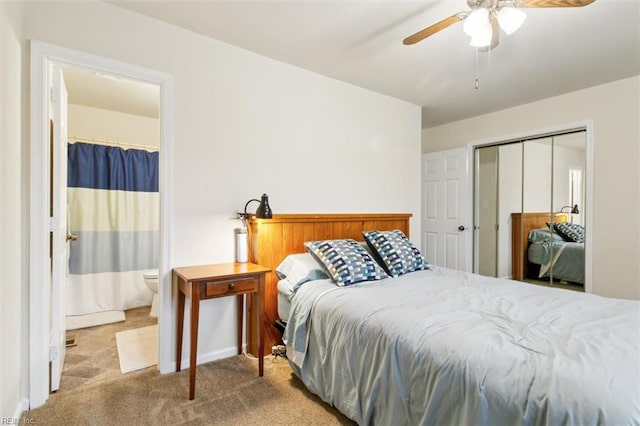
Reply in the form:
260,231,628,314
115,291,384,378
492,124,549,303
23,354,353,425
22,307,354,425
61,306,158,391
523,277,584,292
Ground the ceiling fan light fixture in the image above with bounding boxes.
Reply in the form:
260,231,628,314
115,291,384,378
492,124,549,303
469,22,493,47
497,7,526,35
463,8,490,37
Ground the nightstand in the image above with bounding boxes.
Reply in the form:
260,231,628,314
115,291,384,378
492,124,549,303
172,262,271,400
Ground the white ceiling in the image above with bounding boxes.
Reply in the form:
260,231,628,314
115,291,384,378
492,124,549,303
100,0,638,128
62,64,160,118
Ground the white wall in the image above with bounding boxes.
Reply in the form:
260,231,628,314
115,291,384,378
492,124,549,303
0,1,26,420
424,76,640,300
553,140,586,226
522,140,553,212
67,104,160,148
13,0,421,407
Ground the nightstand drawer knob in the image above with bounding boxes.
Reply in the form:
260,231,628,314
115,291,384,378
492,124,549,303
228,283,236,290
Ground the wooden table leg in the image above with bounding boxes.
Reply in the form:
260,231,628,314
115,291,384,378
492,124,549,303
236,294,244,355
189,284,200,400
176,278,185,372
256,290,264,377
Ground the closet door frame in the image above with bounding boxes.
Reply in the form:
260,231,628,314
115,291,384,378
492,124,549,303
467,120,593,293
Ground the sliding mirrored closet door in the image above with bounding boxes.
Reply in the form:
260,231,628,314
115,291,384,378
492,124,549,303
474,130,586,289
474,146,499,277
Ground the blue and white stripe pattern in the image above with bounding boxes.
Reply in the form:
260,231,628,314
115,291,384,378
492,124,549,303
363,229,429,277
304,239,388,286
67,142,159,315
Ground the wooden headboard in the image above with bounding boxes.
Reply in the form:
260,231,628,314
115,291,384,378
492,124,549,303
511,212,567,281
246,213,411,351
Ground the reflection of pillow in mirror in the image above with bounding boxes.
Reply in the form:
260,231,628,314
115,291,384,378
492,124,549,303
554,222,585,243
528,228,564,243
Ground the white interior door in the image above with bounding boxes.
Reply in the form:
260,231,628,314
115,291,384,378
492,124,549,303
50,64,69,392
422,148,471,271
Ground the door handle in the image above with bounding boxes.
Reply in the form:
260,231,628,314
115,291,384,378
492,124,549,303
458,225,466,231
66,233,78,242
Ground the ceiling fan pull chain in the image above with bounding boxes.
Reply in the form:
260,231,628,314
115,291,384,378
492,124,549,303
474,48,480,90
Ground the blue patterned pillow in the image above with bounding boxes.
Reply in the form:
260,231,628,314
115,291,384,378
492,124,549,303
554,222,585,243
362,229,428,277
304,239,388,286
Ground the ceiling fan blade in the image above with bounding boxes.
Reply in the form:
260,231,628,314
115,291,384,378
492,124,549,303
403,13,467,45
516,0,595,8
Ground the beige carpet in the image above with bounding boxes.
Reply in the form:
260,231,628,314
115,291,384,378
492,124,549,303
116,325,158,373
22,355,354,425
61,306,158,392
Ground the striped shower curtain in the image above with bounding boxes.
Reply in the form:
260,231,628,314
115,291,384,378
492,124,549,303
66,142,159,316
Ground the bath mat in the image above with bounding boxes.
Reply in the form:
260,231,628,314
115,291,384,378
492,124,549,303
116,325,158,374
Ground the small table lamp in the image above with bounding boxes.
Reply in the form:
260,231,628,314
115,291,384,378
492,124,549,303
560,204,579,214
560,204,579,224
238,193,272,221
236,194,273,262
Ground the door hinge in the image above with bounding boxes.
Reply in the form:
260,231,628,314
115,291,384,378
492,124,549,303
50,86,57,103
49,217,56,232
49,346,58,362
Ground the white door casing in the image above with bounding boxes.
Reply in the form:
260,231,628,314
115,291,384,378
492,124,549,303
50,64,69,392
421,148,471,271
30,41,174,409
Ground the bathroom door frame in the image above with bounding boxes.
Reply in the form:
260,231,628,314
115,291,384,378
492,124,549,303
29,40,174,409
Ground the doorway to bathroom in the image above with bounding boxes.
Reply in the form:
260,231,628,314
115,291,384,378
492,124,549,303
29,41,173,408
60,63,161,391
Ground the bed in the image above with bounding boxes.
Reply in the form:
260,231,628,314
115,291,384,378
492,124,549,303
249,214,640,425
511,212,585,285
527,227,585,284
246,213,411,352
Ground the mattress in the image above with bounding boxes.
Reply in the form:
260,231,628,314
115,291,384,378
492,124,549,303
276,278,294,322
284,267,640,425
528,240,585,283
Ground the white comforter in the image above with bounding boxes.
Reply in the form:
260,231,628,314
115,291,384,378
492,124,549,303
285,267,640,425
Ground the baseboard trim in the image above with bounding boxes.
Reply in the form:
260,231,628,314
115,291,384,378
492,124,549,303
12,398,29,422
176,346,242,371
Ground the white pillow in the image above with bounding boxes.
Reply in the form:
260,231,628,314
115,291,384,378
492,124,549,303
275,253,329,291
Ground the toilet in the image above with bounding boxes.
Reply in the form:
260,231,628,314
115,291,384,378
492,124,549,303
143,269,159,317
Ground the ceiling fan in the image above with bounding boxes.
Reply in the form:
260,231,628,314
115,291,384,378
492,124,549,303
403,0,595,50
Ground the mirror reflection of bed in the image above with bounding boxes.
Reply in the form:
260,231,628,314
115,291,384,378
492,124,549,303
511,211,585,291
